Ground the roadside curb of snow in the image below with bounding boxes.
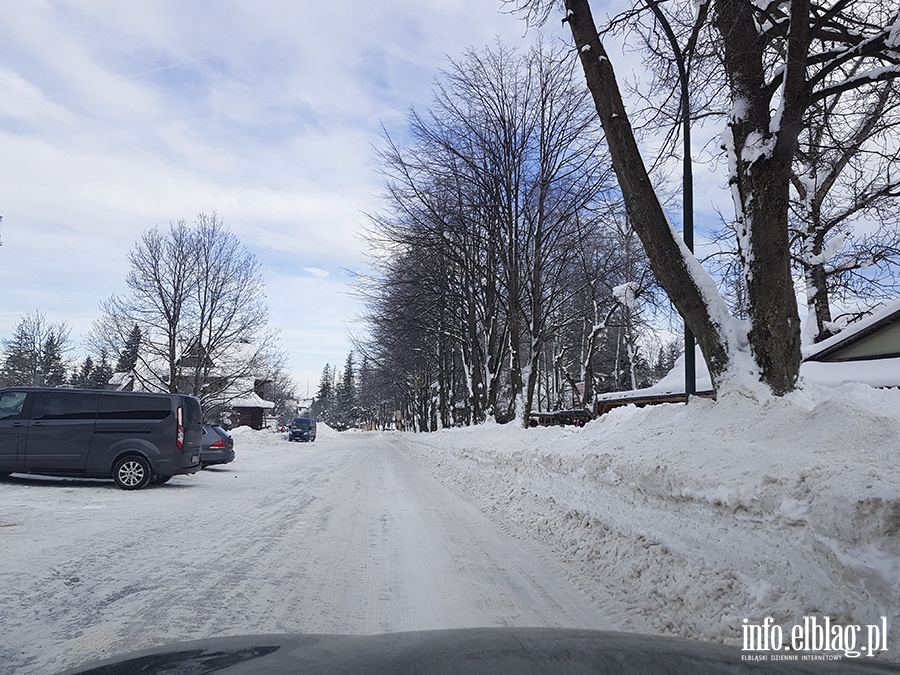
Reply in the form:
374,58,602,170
400,383,900,660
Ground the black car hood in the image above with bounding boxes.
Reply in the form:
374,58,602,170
56,628,900,674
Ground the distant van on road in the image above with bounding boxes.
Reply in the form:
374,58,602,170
0,387,203,490
288,416,317,442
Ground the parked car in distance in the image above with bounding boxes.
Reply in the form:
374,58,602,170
288,417,316,442
200,424,234,467
0,387,203,490
528,409,592,428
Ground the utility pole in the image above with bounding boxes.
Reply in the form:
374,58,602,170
645,0,695,397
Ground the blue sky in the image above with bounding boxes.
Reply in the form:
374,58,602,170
0,1,734,393
0,1,572,391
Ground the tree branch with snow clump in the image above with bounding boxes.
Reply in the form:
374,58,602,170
612,281,640,309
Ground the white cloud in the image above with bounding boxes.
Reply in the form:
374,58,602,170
0,0,553,383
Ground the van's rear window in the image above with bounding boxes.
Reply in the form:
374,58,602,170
183,396,202,424
98,395,171,420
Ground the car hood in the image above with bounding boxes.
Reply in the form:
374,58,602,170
56,628,898,674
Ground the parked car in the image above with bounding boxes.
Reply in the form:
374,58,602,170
0,387,203,490
528,409,593,428
288,417,317,442
200,423,235,467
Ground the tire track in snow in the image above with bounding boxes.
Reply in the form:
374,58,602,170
2,431,615,674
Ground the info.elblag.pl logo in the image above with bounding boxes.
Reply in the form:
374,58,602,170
742,616,890,660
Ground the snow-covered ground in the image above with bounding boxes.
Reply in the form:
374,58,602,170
404,382,900,661
2,382,898,673
1,425,613,674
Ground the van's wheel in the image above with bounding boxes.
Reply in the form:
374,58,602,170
151,474,172,485
113,455,152,490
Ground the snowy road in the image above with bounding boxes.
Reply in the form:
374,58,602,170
0,429,613,674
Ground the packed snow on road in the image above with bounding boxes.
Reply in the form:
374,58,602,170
1,381,898,673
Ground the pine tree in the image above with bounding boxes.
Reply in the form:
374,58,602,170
0,311,70,387
357,355,376,429
72,356,95,388
649,339,683,384
40,334,68,386
89,350,113,390
334,353,356,430
115,325,141,372
0,320,39,387
312,364,334,421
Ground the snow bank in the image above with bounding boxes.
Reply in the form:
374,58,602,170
229,426,288,446
402,383,900,657
228,422,337,444
316,422,340,439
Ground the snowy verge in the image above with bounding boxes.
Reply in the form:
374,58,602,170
229,426,288,446
229,421,339,445
400,382,900,659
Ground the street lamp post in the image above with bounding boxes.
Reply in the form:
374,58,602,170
645,0,696,397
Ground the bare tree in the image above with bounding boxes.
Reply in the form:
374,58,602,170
791,81,900,341
95,213,279,407
364,40,619,425
698,70,900,345
356,242,463,429
508,0,900,395
554,213,668,403
255,349,297,427
184,213,274,398
97,221,193,393
607,0,900,345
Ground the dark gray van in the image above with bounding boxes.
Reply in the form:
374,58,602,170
0,387,203,490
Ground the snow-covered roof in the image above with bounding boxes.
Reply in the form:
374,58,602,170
801,356,900,389
210,374,275,410
108,371,133,389
595,346,713,403
597,341,900,404
595,299,900,404
803,299,900,362
229,391,275,410
108,367,275,410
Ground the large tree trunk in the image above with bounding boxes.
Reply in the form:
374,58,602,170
741,162,802,391
715,0,805,394
564,0,736,390
564,0,803,395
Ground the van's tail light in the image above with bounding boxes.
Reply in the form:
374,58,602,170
176,407,184,451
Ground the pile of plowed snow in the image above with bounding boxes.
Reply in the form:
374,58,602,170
402,382,900,657
230,422,339,446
